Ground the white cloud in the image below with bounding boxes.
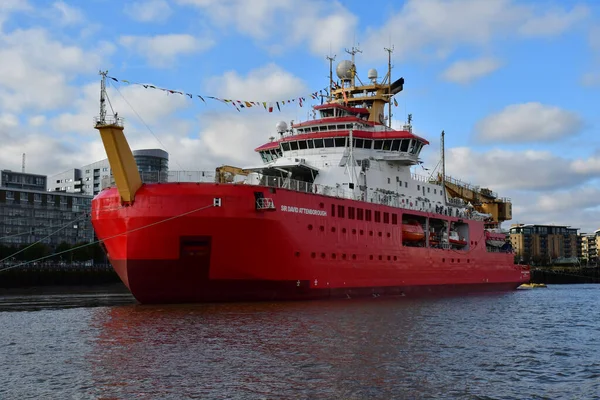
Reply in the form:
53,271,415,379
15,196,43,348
518,4,589,37
445,147,600,192
124,0,172,23
119,34,214,67
52,1,85,25
0,28,114,113
362,0,589,62
175,0,357,56
475,102,583,143
535,186,600,213
196,64,309,167
0,0,31,28
205,63,308,100
441,57,501,84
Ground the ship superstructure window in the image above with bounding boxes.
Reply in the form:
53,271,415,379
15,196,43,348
365,209,372,221
282,142,290,151
375,211,381,223
324,138,334,147
331,204,336,217
392,214,398,225
298,140,308,149
383,212,390,224
348,207,355,220
314,139,324,148
290,141,298,150
337,205,345,218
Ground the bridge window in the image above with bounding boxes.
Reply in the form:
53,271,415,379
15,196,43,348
298,140,308,150
383,140,392,150
337,205,345,218
290,141,298,150
314,138,324,148
383,212,390,224
400,139,409,152
306,140,314,149
334,137,346,147
324,138,334,147
374,211,381,223
337,124,345,129
357,208,364,220
391,140,400,151
282,142,290,151
355,138,364,148
374,140,383,150
365,209,372,221
348,207,355,219
363,139,372,149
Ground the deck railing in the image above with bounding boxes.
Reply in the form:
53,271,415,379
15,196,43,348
102,170,489,221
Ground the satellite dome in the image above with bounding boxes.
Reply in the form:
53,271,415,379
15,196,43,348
336,60,355,81
367,68,378,82
276,121,288,133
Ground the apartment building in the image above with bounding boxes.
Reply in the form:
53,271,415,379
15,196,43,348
0,171,94,247
509,224,579,265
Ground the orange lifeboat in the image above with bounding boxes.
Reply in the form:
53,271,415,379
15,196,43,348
402,220,425,242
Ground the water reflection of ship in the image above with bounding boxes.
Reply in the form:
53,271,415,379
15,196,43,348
88,299,447,398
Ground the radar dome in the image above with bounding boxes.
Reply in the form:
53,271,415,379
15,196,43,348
367,68,378,82
276,121,288,133
336,60,355,81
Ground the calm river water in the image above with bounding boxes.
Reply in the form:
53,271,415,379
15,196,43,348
1,284,599,399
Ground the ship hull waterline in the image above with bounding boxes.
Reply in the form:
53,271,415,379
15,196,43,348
91,183,530,304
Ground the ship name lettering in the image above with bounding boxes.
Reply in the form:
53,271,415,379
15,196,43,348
280,205,327,217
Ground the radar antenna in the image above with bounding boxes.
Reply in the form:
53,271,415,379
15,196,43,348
384,46,394,128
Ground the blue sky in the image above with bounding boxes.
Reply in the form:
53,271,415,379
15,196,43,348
0,0,599,231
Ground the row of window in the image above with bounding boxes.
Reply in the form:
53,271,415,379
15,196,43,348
260,137,424,162
331,204,399,224
300,252,470,263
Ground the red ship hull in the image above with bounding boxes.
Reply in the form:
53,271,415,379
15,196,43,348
91,183,530,304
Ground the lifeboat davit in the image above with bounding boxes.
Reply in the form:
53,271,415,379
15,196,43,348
485,230,506,247
402,220,425,242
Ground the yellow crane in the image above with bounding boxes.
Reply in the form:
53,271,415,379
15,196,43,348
214,165,250,183
437,173,512,228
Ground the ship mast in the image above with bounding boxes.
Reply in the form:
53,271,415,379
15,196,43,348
344,45,361,87
441,130,447,204
384,46,394,128
98,70,108,125
326,54,336,102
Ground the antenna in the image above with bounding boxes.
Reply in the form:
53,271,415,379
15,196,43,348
326,53,336,101
384,45,394,128
441,130,447,204
21,153,25,173
344,45,362,86
95,70,122,127
98,70,107,126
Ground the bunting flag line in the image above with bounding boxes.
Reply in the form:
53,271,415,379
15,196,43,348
107,75,328,113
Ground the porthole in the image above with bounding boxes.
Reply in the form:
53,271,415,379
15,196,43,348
308,224,313,230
